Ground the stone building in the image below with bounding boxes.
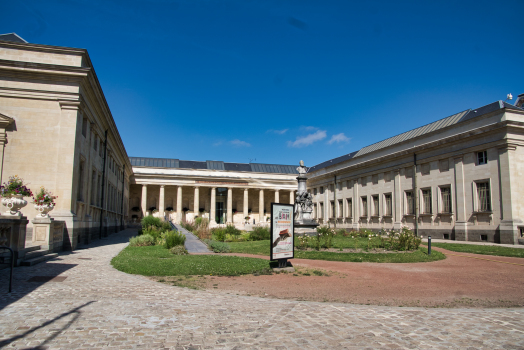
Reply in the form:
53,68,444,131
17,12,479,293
306,99,524,244
129,157,297,228
0,33,132,250
0,32,523,250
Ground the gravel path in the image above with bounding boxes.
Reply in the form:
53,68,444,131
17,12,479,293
0,228,523,349
172,223,211,253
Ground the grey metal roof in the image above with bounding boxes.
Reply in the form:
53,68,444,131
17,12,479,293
309,100,517,173
0,33,28,43
130,157,297,174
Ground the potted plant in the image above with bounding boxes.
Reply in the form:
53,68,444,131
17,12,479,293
245,216,250,224
165,206,173,212
0,175,33,216
131,206,140,212
32,186,57,218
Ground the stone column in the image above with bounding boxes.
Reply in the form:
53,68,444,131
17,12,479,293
194,186,199,218
289,190,294,204
227,188,233,223
159,185,165,221
393,170,402,229
275,189,280,203
498,145,519,244
210,187,217,225
353,179,359,230
454,156,468,241
243,189,249,219
259,189,264,224
141,184,148,217
176,186,183,223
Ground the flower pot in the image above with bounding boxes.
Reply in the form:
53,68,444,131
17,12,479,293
34,203,55,218
2,194,28,216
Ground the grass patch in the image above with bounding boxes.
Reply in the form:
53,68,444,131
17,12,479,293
228,240,445,263
295,247,445,263
430,242,524,258
111,245,271,276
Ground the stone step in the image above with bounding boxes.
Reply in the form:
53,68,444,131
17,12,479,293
20,253,58,266
24,249,51,260
20,245,41,254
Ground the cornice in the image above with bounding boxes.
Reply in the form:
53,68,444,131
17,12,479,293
0,40,87,56
0,59,90,77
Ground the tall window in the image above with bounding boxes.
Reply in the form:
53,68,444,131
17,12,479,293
313,203,317,219
91,170,96,205
347,198,352,218
361,197,368,217
406,191,414,215
440,187,452,213
372,195,379,216
319,202,324,218
77,160,85,201
320,187,324,195
330,201,335,218
338,200,343,218
82,118,87,137
477,182,491,212
384,194,392,216
97,174,102,207
477,151,488,165
314,188,317,195
422,189,432,214
94,135,98,151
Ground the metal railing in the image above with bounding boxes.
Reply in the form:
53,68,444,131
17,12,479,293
0,246,14,293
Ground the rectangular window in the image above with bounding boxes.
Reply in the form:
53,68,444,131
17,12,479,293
347,198,352,218
372,195,379,216
320,187,324,195
384,194,392,216
422,189,432,214
97,174,102,207
477,182,491,212
94,135,98,151
99,140,103,157
91,170,96,205
314,188,317,195
372,174,378,185
330,201,335,218
361,196,368,217
313,203,317,219
440,187,452,213
82,118,87,137
77,160,85,201
338,200,343,218
477,151,487,165
319,202,324,218
406,191,414,215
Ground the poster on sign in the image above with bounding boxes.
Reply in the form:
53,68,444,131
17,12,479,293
270,203,294,261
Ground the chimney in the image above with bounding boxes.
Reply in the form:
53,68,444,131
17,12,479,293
515,94,524,108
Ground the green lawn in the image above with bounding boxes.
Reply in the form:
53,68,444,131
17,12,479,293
430,242,524,258
228,240,445,263
111,245,271,276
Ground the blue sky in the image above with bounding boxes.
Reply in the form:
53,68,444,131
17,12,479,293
2,0,523,167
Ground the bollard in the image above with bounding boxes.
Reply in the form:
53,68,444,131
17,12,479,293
428,235,431,255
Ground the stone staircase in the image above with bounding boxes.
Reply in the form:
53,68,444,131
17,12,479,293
19,245,58,266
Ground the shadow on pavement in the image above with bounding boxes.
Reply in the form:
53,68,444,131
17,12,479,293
0,301,95,349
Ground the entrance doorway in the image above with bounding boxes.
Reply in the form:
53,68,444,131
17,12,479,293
216,188,227,224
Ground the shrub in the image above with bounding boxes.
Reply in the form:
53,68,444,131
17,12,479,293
181,220,197,232
225,224,241,238
195,217,203,226
163,230,186,249
316,225,336,249
379,227,421,251
250,226,270,241
170,245,188,255
143,227,163,241
212,227,226,242
129,234,156,247
204,239,231,253
141,215,162,229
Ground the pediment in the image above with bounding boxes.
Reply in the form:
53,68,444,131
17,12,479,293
0,112,14,128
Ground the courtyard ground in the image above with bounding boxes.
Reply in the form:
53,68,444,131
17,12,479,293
1,228,524,349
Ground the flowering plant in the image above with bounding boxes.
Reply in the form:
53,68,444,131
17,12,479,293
0,175,33,197
32,186,56,206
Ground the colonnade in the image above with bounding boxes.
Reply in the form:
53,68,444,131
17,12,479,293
138,184,294,225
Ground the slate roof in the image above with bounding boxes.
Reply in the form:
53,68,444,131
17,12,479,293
130,157,298,174
0,33,28,43
308,100,524,173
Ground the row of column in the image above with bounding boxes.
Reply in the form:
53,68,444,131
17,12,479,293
140,185,294,223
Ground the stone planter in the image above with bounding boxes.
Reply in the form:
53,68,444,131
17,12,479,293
2,194,28,216
34,203,55,218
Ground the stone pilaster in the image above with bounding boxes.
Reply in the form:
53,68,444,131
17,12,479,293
259,189,264,224
454,156,468,241
227,188,233,223
393,170,402,229
275,189,279,203
159,185,165,220
141,185,147,217
243,189,248,219
194,186,200,218
176,186,182,223
290,190,294,204
498,144,521,244
353,179,360,230
210,187,217,224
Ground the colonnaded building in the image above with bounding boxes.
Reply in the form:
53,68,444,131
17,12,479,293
0,32,523,253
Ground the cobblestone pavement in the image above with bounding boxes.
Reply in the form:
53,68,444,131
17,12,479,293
1,229,523,349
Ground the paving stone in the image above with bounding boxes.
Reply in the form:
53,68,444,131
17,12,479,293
0,228,523,349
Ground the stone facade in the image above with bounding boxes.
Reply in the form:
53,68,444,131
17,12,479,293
0,39,132,250
307,102,524,244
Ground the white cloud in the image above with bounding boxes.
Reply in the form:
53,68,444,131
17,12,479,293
230,139,251,147
287,130,327,148
212,141,222,147
301,126,319,131
327,133,350,145
267,129,289,135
